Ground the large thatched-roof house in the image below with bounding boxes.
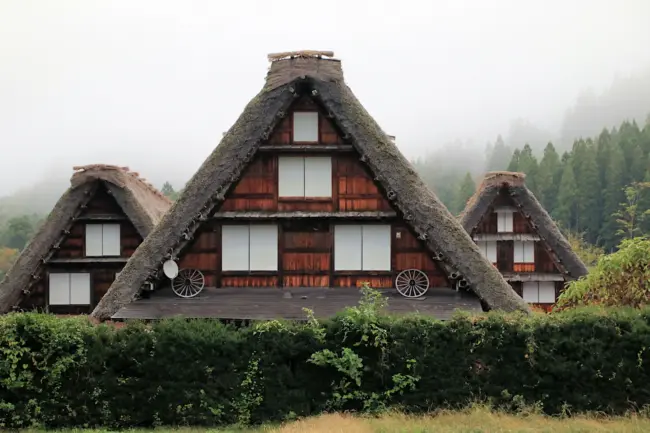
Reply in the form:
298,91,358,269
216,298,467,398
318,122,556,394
92,51,528,322
0,164,172,314
460,171,588,309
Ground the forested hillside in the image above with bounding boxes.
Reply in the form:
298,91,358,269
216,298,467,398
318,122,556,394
427,118,650,253
1,68,648,277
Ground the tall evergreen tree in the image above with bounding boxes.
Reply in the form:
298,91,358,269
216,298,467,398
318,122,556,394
536,142,561,211
553,160,578,230
516,144,539,193
452,172,476,215
574,144,601,243
485,135,512,171
599,144,626,251
507,149,521,172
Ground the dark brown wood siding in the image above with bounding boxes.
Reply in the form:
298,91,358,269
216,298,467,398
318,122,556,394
18,185,144,314
165,97,450,290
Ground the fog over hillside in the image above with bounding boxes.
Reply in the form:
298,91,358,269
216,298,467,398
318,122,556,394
1,0,649,215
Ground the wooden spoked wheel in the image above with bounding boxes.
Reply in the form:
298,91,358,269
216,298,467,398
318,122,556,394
395,269,429,298
172,268,205,298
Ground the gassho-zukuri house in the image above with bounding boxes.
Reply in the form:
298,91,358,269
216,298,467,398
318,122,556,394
91,50,530,322
0,165,172,315
460,171,588,310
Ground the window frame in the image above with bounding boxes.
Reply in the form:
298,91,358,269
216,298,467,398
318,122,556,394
514,240,535,263
48,272,92,306
495,208,514,233
292,111,320,143
221,224,279,272
476,240,497,263
85,223,121,257
277,156,332,198
522,281,556,303
333,224,391,271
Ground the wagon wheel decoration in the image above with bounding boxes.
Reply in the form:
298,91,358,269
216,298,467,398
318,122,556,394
172,268,205,298
395,269,429,298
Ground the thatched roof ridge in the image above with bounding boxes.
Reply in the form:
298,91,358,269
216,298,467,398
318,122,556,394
459,171,588,279
0,165,172,313
91,53,528,320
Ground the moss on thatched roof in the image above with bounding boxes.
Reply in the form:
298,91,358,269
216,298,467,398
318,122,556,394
459,171,588,279
91,53,528,320
0,165,172,313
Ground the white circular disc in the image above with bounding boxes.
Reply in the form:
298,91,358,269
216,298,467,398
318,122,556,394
162,260,179,279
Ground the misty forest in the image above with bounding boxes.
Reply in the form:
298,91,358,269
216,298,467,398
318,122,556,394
1,64,649,280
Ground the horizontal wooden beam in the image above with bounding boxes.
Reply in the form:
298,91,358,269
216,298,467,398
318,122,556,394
502,272,566,282
74,214,127,221
47,257,129,264
257,145,354,153
212,211,397,219
473,233,540,242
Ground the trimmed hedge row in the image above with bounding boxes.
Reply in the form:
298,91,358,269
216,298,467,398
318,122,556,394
1,292,650,428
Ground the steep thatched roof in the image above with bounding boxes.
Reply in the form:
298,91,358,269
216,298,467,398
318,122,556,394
460,171,588,279
91,52,528,320
0,165,172,313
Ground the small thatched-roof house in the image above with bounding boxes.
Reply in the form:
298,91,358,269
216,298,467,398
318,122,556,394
0,164,172,314
92,51,528,322
460,171,588,308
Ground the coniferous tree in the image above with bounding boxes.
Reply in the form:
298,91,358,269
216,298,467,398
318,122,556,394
574,144,601,243
507,149,521,172
536,142,561,211
485,135,512,171
553,160,578,230
452,172,476,215
516,144,539,194
599,144,626,251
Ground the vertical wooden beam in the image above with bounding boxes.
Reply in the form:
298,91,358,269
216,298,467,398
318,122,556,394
278,222,284,288
331,155,339,212
215,223,222,288
329,222,335,288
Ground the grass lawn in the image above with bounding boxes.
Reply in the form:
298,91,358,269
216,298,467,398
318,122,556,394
31,408,650,432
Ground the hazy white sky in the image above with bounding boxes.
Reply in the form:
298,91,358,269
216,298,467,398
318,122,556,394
1,0,649,195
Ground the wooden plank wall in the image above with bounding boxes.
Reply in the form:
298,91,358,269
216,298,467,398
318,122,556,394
173,97,450,290
474,190,562,277
20,184,144,312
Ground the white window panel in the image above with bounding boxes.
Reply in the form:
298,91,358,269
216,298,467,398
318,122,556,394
514,241,535,263
523,241,535,263
102,224,121,256
304,157,332,197
334,225,362,270
278,156,305,197
85,224,103,256
514,241,524,262
496,209,514,233
538,281,556,303
476,240,497,262
361,225,391,270
70,273,91,304
522,282,539,303
515,241,534,263
49,273,70,305
293,112,319,142
249,225,278,271
222,225,250,271
486,240,497,263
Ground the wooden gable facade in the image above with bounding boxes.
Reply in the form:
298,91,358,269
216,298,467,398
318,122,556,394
173,95,450,292
95,51,526,322
21,185,144,314
0,165,172,315
460,172,589,311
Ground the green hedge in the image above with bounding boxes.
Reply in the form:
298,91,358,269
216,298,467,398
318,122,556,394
1,290,650,428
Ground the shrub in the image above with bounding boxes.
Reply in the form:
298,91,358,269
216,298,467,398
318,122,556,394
1,288,650,428
557,237,650,310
